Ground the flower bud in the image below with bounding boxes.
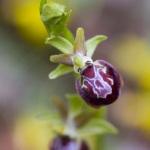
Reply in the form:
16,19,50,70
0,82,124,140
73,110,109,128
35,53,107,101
50,135,77,150
50,135,90,150
76,60,123,108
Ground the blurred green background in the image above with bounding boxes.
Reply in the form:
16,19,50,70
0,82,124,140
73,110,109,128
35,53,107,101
1,0,150,150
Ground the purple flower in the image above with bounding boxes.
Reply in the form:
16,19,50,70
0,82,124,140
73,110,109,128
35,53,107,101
76,59,123,108
50,135,89,150
49,28,123,108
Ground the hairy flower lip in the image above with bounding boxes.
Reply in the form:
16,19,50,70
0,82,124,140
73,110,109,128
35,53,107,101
75,59,122,109
50,135,89,150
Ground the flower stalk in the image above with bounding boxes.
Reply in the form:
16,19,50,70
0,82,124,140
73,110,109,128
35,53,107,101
40,0,123,149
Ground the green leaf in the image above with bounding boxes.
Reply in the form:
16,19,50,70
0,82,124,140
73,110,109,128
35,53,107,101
50,54,73,66
36,111,66,134
63,28,74,44
40,0,46,14
65,94,83,116
46,36,73,54
40,2,66,23
86,35,107,58
78,119,118,136
49,64,73,79
93,107,107,119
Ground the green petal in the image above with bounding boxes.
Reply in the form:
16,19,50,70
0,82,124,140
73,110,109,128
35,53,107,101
50,54,73,66
86,35,107,58
46,36,73,54
49,64,73,79
74,28,87,56
78,119,118,136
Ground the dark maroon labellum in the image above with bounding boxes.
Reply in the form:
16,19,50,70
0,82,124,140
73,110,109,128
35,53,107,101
76,60,123,108
50,135,90,150
50,135,77,150
79,140,89,150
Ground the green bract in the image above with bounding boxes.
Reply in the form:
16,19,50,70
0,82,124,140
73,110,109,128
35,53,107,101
40,0,73,40
41,3,66,23
46,36,73,54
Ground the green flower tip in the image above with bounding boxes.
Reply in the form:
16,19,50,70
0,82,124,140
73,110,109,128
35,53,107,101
74,28,87,56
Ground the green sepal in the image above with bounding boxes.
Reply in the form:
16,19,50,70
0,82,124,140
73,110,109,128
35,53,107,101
74,28,87,56
46,36,73,54
49,64,73,79
50,54,73,66
86,35,107,58
78,119,118,136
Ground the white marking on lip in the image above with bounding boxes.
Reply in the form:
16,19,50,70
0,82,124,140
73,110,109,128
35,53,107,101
107,78,114,85
82,65,112,99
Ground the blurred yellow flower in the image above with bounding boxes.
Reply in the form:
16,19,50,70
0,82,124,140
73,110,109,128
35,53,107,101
13,112,53,150
112,92,150,134
112,35,150,90
13,0,47,45
2,0,47,46
109,35,150,135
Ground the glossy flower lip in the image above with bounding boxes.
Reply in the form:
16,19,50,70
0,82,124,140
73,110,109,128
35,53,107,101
76,59,123,109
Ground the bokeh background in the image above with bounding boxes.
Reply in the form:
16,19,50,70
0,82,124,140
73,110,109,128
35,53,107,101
1,0,150,150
